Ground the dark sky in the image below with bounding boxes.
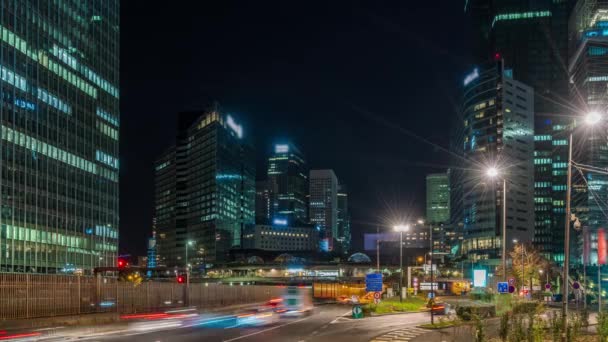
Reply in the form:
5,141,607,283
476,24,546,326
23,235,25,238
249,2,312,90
119,1,472,256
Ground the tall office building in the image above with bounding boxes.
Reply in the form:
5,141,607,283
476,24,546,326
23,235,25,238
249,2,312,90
336,184,351,255
426,173,450,224
255,180,271,224
465,0,576,263
461,59,535,264
267,143,308,224
309,169,338,251
0,2,120,273
154,108,255,266
568,0,608,264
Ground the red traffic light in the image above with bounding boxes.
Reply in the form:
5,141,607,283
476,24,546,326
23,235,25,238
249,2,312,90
177,275,185,283
117,259,126,268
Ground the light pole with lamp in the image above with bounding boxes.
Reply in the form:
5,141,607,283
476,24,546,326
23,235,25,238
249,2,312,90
394,224,410,302
562,112,602,341
486,167,507,282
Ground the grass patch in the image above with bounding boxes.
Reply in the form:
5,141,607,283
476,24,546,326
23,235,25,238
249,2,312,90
366,296,427,314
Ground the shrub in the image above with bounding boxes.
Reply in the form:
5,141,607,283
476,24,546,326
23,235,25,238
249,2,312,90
597,311,608,341
499,312,510,342
456,304,496,321
512,301,537,315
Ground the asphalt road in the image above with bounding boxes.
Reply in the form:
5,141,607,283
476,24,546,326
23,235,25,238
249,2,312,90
49,305,431,342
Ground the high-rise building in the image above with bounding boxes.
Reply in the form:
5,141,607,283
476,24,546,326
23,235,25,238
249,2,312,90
0,2,120,273
426,173,450,224
267,143,308,224
465,0,576,263
309,169,338,251
255,180,271,224
460,59,535,264
154,108,255,266
337,184,351,255
568,0,608,264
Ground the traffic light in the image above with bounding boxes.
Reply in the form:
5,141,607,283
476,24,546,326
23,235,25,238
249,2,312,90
117,257,127,269
177,274,187,284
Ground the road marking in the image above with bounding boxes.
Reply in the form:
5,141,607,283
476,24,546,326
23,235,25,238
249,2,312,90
321,324,329,329
223,316,310,342
312,331,318,335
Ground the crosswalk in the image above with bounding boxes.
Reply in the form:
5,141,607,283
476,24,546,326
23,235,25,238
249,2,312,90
369,326,429,342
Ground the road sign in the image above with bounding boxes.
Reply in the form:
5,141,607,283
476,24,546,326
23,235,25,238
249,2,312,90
366,273,383,292
508,277,516,286
573,282,580,290
351,295,359,303
508,285,515,294
545,283,551,290
352,305,363,319
497,282,509,294
374,298,381,304
373,292,381,299
427,292,435,299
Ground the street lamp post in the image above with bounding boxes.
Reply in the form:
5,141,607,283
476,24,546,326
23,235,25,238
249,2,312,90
487,167,507,282
562,112,602,341
394,224,410,302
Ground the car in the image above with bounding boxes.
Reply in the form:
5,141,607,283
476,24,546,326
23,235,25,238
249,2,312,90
236,308,278,326
430,302,450,315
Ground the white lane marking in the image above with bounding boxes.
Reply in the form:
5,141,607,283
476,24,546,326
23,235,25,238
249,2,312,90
312,330,318,335
330,310,354,324
223,317,310,342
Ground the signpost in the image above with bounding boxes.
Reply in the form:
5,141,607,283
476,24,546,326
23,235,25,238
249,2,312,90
373,292,382,300
573,282,580,290
427,292,435,299
545,283,552,290
366,273,383,292
508,285,515,294
508,277,516,286
497,282,509,294
352,305,363,319
351,295,359,304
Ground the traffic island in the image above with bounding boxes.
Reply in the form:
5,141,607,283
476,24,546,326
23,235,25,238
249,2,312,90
365,297,428,316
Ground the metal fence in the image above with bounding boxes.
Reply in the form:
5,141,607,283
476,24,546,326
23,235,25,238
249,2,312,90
0,274,283,320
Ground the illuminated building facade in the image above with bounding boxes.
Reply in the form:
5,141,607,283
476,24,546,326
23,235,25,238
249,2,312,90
243,223,318,252
0,2,120,273
568,0,608,264
267,143,308,224
255,180,271,224
336,184,351,255
460,59,535,264
309,169,338,251
154,108,255,265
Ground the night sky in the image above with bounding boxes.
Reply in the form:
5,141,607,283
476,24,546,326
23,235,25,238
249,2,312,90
119,1,472,256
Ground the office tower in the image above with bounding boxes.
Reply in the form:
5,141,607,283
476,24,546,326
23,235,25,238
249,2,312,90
337,184,351,255
267,143,308,224
255,180,271,224
243,222,318,253
154,108,255,266
0,2,120,273
461,59,535,264
426,173,450,224
309,169,338,251
465,0,576,263
568,0,608,264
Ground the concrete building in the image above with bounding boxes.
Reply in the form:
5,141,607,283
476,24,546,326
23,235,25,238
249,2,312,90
309,170,338,251
154,107,255,266
460,59,535,265
243,224,318,252
0,1,120,273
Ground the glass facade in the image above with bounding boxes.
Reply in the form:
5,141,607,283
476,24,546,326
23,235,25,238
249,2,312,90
0,1,119,273
426,173,450,224
267,143,308,225
309,169,338,251
155,109,255,266
336,184,350,255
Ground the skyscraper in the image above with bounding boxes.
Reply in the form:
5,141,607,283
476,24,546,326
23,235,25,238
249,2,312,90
0,2,120,273
309,169,338,251
568,0,608,264
426,173,450,224
154,108,255,266
267,143,308,224
465,0,576,263
337,184,351,255
255,180,271,224
461,59,535,264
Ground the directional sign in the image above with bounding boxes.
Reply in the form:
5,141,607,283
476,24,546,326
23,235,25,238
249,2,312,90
573,282,580,290
497,282,509,294
508,277,516,286
352,305,363,319
373,292,382,300
427,292,435,299
508,285,516,294
366,273,383,292
545,283,551,290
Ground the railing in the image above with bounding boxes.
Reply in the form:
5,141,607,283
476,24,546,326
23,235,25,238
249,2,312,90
0,273,283,320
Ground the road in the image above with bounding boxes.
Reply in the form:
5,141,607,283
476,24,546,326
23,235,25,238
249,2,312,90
34,305,431,342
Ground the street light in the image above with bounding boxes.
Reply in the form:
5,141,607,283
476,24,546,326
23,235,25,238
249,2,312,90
562,112,603,340
487,167,507,282
394,224,410,302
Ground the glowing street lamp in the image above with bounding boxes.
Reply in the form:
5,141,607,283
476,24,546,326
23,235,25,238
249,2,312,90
393,224,410,302
487,167,507,282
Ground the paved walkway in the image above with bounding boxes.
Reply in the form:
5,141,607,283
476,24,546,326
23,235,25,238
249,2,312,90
370,326,429,341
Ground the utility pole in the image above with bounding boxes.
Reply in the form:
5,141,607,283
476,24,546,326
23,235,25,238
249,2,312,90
430,223,434,325
562,133,573,342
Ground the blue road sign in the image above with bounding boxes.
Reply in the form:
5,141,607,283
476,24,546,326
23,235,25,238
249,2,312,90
427,292,435,299
497,282,509,294
573,282,580,290
366,273,383,292
508,285,516,294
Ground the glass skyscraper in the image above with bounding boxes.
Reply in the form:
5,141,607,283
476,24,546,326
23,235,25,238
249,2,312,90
0,1,119,273
155,108,255,266
267,143,308,225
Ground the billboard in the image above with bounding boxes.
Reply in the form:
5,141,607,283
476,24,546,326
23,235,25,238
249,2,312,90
473,269,487,287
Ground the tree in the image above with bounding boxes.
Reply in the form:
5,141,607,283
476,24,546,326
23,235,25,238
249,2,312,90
509,243,547,291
